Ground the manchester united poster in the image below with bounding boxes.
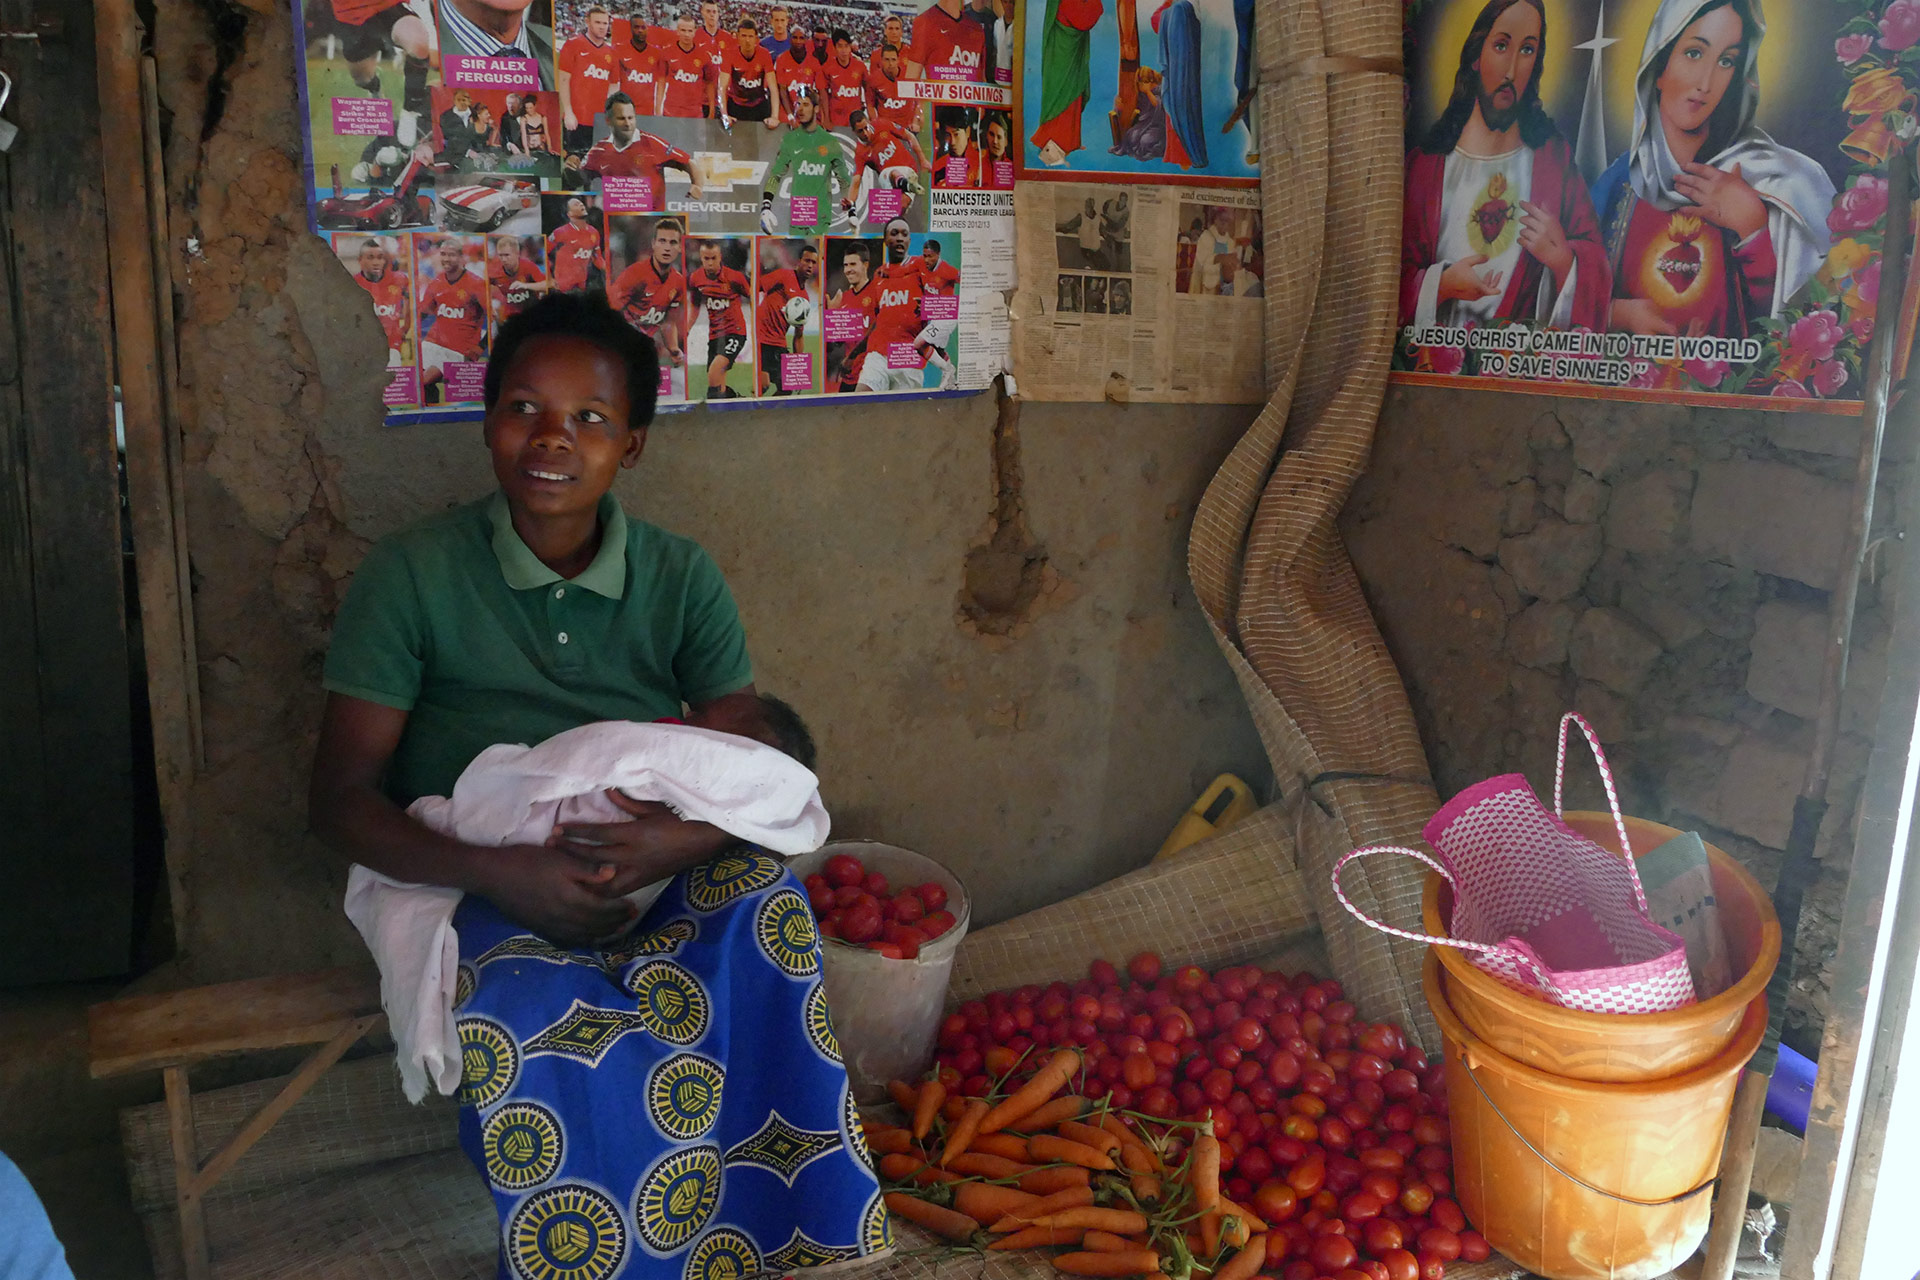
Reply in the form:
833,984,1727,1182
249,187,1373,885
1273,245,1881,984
1396,0,1920,411
295,0,1013,421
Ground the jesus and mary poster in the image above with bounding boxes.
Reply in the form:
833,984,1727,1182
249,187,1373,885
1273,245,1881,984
1400,0,1843,348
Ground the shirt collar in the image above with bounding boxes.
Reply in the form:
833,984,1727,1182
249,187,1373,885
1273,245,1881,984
444,2,534,59
488,491,629,599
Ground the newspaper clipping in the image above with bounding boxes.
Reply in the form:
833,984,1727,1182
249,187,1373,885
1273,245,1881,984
1011,181,1261,400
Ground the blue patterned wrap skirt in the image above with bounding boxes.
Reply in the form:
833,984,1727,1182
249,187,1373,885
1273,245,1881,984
451,849,892,1280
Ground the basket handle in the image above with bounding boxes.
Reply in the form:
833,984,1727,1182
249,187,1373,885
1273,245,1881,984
1330,846,1535,965
1553,711,1648,913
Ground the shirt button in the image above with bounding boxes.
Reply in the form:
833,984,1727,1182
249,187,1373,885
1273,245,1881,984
557,632,570,645
554,587,566,599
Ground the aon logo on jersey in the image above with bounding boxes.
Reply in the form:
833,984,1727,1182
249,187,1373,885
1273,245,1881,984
674,68,701,82
571,247,593,259
946,46,981,67
880,287,911,308
634,306,667,327
739,74,764,88
438,303,470,319
374,302,399,318
581,63,612,80
799,159,828,177
705,295,731,311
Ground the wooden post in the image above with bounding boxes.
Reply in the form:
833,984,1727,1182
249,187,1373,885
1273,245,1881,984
163,1066,210,1280
93,0,196,947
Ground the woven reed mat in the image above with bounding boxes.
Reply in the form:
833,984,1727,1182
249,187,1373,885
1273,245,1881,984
1186,0,1441,1055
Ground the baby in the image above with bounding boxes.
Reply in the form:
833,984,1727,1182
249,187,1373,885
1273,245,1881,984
677,692,815,768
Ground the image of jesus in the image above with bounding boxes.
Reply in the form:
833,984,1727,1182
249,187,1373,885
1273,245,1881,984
1399,0,1610,331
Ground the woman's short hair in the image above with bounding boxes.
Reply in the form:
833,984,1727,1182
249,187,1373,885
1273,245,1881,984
484,293,661,428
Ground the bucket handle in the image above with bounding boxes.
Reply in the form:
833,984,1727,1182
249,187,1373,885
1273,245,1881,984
1455,1048,1718,1208
1553,711,1650,914
1329,846,1558,991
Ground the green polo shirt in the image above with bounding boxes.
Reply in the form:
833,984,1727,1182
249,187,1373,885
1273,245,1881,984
322,492,753,804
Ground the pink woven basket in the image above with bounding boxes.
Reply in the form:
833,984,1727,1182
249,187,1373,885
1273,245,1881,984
1333,713,1697,1014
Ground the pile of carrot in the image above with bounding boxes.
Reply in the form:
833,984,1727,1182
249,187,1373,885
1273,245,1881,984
869,1048,1273,1280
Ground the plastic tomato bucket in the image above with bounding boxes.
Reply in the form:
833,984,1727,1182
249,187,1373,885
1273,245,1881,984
786,841,970,1103
1424,811,1780,1082
1428,950,1762,1280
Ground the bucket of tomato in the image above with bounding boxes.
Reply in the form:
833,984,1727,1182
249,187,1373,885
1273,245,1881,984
788,841,971,1103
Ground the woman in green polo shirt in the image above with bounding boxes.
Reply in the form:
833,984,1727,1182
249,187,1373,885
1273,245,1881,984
310,295,888,1274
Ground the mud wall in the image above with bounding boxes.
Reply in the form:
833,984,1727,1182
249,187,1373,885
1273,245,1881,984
152,2,1270,979
1347,384,1910,1043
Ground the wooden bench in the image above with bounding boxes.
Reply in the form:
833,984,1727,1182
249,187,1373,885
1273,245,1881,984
88,968,387,1280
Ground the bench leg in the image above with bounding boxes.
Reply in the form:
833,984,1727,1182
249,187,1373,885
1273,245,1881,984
163,1066,211,1280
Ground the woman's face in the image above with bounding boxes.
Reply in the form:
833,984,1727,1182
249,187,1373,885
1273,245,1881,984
1655,5,1745,135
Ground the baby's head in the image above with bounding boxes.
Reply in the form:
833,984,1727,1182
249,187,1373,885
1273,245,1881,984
688,694,817,770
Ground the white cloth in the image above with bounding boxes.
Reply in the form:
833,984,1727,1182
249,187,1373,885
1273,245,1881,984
1622,0,1834,317
1412,145,1580,330
344,720,830,1102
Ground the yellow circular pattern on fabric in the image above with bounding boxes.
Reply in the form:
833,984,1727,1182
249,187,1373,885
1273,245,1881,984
647,1054,725,1141
458,1017,519,1109
454,963,477,1011
483,1102,563,1191
755,888,820,977
507,1185,627,1280
684,852,785,912
683,1227,762,1280
803,982,840,1063
843,1087,871,1165
860,1190,894,1254
629,960,711,1046
634,1145,722,1253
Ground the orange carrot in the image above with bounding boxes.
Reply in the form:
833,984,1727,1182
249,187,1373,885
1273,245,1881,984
1117,1139,1163,1174
887,1080,920,1112
883,1191,979,1243
971,1132,1033,1161
866,1127,916,1155
1027,1134,1118,1171
913,1078,947,1140
943,1096,968,1122
1211,1238,1266,1280
1019,1164,1092,1195
1050,1250,1161,1276
1221,1196,1268,1232
1012,1095,1090,1133
1097,1112,1132,1142
878,1153,961,1185
980,1049,1083,1133
1057,1120,1123,1156
948,1152,1035,1179
940,1097,990,1166
988,1185,1097,1231
1083,1230,1136,1253
953,1181,1041,1225
1190,1133,1221,1213
1029,1208,1151,1233
991,1226,1086,1250
1128,1171,1162,1206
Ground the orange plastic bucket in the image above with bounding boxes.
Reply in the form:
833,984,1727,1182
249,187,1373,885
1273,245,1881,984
1428,951,1763,1280
1423,811,1780,1082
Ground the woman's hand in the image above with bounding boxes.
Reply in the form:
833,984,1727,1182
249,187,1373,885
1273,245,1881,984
1517,200,1575,285
551,791,734,895
474,844,635,945
1676,161,1768,239
1438,254,1504,304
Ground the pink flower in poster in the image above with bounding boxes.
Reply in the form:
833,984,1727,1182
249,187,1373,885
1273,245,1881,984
1812,358,1851,397
1771,378,1815,399
1830,175,1890,233
1837,32,1875,63
1883,0,1920,52
1856,258,1883,308
1628,360,1664,389
1683,358,1729,388
1851,311,1877,342
1787,309,1845,363
1423,344,1465,375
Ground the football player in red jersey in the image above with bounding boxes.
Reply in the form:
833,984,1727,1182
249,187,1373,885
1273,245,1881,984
558,4,620,154
932,105,983,187
755,242,818,395
418,237,489,401
827,240,879,392
489,234,550,324
331,0,432,147
904,0,986,82
616,10,665,115
685,239,753,398
774,38,825,121
718,17,782,129
658,14,716,118
911,236,960,388
696,0,728,115
844,106,927,224
351,236,413,365
546,196,607,293
573,94,702,210
856,218,927,391
881,13,907,53
866,43,921,131
820,29,870,127
608,218,688,389
980,110,1014,188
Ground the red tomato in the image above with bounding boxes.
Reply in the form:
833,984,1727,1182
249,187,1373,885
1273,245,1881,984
1307,1234,1358,1274
1361,1170,1400,1202
1383,1068,1421,1100
1139,1085,1176,1118
1286,1153,1326,1197
1399,1182,1434,1215
1279,1259,1314,1280
1417,1228,1461,1262
1290,1093,1327,1119
1122,1051,1156,1091
1253,1180,1298,1222
1089,958,1120,987
1417,1253,1446,1280
917,881,948,911
889,892,925,924
1377,1249,1419,1280
1126,951,1162,985
823,853,865,887
1173,964,1208,994
893,927,926,959
1202,1067,1236,1104
1457,1231,1490,1263
1237,1146,1274,1183
1228,1016,1267,1051
867,941,905,958
1267,1050,1304,1089
1411,1114,1447,1146
1430,1199,1466,1233
1342,1191,1385,1222
920,910,956,938
841,902,883,942
1212,1042,1244,1071
1363,1219,1406,1256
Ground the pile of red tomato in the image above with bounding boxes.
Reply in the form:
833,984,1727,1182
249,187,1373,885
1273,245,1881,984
934,953,1489,1280
806,852,959,960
